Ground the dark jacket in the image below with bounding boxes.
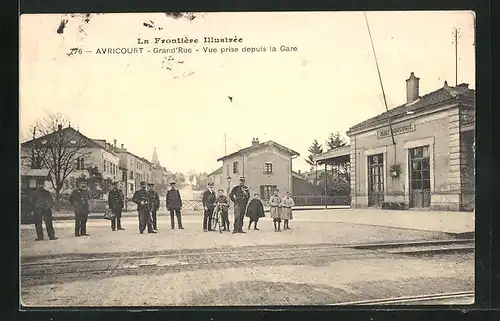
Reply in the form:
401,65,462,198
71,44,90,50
230,185,250,206
246,198,265,220
148,190,160,211
216,195,230,213
166,188,182,210
69,188,90,215
30,188,54,212
108,188,124,210
202,189,217,209
132,188,150,211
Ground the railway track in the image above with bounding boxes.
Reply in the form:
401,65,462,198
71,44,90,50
21,238,474,284
335,291,474,305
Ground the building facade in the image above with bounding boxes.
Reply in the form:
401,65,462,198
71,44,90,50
20,125,120,194
115,145,169,197
216,138,300,201
314,73,475,211
207,167,224,191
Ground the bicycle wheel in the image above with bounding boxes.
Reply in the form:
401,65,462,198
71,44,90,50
211,209,219,232
217,209,223,233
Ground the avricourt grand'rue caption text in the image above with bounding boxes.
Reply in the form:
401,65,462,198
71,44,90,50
91,36,298,55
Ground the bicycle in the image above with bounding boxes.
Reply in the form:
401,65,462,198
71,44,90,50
211,205,223,233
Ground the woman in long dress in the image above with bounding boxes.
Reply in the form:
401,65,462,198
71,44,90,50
281,191,295,230
246,193,265,230
268,188,282,232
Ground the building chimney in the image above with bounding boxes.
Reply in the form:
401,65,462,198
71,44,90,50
405,72,420,104
121,144,124,149
251,138,259,146
57,124,62,131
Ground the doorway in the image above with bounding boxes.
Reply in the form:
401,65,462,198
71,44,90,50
409,145,431,208
368,154,384,207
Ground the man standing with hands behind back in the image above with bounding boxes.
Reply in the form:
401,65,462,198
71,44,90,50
148,183,160,231
202,182,217,232
132,181,156,234
229,176,250,234
69,180,91,237
166,182,184,229
108,181,125,231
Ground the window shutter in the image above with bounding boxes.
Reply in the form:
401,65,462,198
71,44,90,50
260,185,265,199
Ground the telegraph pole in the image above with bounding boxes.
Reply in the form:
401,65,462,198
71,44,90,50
453,27,460,86
224,133,227,156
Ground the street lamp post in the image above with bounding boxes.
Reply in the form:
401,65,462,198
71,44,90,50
123,168,128,211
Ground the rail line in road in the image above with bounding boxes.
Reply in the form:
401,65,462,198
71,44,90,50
21,239,474,284
334,291,474,305
22,238,474,265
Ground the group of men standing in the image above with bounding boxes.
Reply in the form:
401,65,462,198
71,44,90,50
29,175,280,240
130,181,184,233
202,176,262,234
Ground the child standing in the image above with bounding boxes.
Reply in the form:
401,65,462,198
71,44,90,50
216,189,231,232
281,191,295,230
268,188,282,232
246,193,265,230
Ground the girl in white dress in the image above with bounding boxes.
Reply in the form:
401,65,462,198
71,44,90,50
268,188,282,232
281,191,295,230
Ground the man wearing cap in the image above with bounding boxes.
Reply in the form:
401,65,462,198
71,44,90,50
108,181,125,231
202,182,217,232
229,176,250,234
69,180,91,237
148,183,160,230
166,182,183,229
132,181,156,234
30,179,58,241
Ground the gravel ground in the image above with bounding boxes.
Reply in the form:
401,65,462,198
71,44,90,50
21,253,474,307
21,219,453,258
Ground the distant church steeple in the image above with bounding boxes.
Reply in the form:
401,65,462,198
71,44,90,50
152,147,160,165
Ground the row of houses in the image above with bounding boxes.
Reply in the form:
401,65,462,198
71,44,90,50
20,125,169,198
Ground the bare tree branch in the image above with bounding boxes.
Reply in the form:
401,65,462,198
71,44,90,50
21,113,93,203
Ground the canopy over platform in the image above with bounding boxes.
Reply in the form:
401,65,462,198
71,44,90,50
313,145,350,165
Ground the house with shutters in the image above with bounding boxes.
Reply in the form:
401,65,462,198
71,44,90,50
20,125,121,194
214,138,300,201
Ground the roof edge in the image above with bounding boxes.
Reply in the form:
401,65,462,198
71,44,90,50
347,99,460,136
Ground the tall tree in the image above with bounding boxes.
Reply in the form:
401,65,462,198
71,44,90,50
21,113,92,207
324,132,350,187
325,132,347,150
305,139,323,185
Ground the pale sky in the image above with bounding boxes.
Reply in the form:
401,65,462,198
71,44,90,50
20,11,475,174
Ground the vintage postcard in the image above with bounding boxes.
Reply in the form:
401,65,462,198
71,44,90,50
19,11,475,307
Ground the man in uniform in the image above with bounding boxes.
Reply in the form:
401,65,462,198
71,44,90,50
202,182,217,231
166,182,183,229
108,181,125,231
132,181,156,234
229,176,250,234
30,179,58,241
148,183,160,230
69,180,91,237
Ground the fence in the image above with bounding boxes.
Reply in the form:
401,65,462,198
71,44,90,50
124,199,203,212
20,194,351,218
123,196,351,211
292,195,351,206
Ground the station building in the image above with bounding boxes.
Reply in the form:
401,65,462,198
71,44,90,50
313,73,475,211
